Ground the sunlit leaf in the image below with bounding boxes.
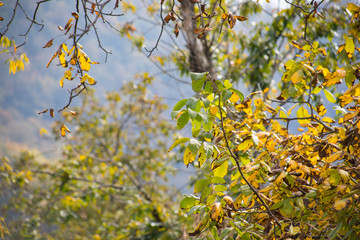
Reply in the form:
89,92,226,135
197,145,206,167
345,37,355,58
213,160,228,178
290,40,303,50
184,147,195,166
316,104,327,116
194,179,210,194
334,198,351,211
39,128,48,136
168,137,190,152
323,89,336,103
59,124,71,137
177,111,189,129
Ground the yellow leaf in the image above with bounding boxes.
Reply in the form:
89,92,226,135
290,40,303,50
39,128,48,136
58,51,67,67
297,106,310,125
274,171,287,185
210,202,223,220
210,105,218,115
348,3,360,11
64,70,72,80
334,198,351,211
60,76,65,87
337,44,344,54
322,117,335,123
213,160,228,178
345,37,355,58
326,151,342,164
79,53,91,71
62,43,69,53
59,124,71,137
318,47,327,56
82,73,96,85
197,145,206,167
316,104,327,117
291,71,303,84
184,147,195,166
229,92,240,103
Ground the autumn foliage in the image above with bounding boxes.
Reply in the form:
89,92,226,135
1,0,360,239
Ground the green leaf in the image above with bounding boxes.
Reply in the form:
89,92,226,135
281,199,294,217
239,153,250,165
328,222,343,239
204,81,213,93
191,115,202,132
323,89,336,103
295,198,305,210
203,142,213,159
223,89,233,101
305,191,317,198
190,72,208,92
202,97,210,108
219,228,233,239
188,205,202,215
173,99,187,111
188,108,198,120
194,179,210,194
200,186,213,203
180,196,196,210
270,200,284,210
203,116,213,132
190,72,208,81
204,131,213,139
168,137,190,152
211,177,226,184
177,111,189,129
230,88,244,102
214,185,227,192
171,111,179,119
188,138,201,154
186,97,200,111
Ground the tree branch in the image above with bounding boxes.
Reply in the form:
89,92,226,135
217,93,282,233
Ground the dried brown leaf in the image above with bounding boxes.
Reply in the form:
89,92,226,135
43,39,54,48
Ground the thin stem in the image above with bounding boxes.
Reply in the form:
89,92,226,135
217,93,282,233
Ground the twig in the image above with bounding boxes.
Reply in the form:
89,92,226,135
144,0,166,57
217,93,282,232
31,169,125,190
0,0,20,39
